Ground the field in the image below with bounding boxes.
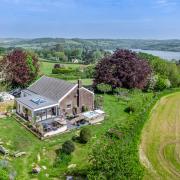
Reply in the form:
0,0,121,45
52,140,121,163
39,61,86,75
0,95,128,179
140,92,180,180
39,61,93,86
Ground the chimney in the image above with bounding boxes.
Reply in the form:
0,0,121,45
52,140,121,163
77,79,82,108
78,79,82,88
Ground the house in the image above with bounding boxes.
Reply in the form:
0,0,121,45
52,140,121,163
72,58,79,64
15,76,94,123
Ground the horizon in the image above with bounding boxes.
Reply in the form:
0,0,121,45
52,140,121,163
1,0,180,39
1,37,180,41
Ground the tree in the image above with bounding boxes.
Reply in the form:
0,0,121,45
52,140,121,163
96,83,112,94
0,50,39,88
155,76,171,91
80,128,92,143
54,52,67,62
139,52,180,88
62,140,75,155
94,49,152,90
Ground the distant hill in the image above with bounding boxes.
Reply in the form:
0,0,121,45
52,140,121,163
1,38,180,52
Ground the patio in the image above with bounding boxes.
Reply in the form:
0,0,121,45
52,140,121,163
37,117,68,137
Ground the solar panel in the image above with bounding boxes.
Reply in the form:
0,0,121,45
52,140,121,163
31,98,46,105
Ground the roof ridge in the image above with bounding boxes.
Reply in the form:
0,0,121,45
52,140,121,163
41,75,77,86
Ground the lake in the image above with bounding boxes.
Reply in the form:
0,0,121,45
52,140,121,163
131,49,180,61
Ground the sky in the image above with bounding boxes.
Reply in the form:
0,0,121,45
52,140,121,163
0,0,180,39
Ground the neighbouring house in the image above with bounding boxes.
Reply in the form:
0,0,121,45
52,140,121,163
72,58,79,64
15,76,94,123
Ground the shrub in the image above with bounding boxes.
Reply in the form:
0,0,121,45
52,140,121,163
0,169,9,180
54,64,61,69
54,152,72,168
52,67,76,74
114,88,129,96
155,76,170,91
62,140,75,155
80,128,92,143
82,105,88,112
96,83,112,94
83,65,95,78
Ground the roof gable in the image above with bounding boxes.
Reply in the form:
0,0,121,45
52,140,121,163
27,76,77,102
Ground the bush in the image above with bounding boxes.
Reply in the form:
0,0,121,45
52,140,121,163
96,83,112,94
80,128,92,143
62,140,75,155
0,169,9,180
82,105,88,112
52,67,77,75
54,152,71,168
53,64,62,69
155,76,170,91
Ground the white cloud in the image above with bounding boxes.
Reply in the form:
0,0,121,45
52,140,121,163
156,0,177,7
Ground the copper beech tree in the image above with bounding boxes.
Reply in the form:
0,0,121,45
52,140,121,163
0,50,39,87
94,49,152,90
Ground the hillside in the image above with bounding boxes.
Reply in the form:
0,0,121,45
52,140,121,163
1,38,180,52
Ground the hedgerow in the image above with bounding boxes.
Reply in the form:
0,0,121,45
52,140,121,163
87,89,180,179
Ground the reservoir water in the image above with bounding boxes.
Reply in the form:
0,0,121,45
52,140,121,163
132,49,180,61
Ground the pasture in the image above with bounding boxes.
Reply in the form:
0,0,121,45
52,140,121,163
140,92,180,180
39,61,93,86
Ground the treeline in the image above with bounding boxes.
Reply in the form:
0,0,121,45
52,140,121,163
35,45,110,64
138,53,180,89
2,38,180,52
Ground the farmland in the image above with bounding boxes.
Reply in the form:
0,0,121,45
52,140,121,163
39,61,93,86
140,92,180,180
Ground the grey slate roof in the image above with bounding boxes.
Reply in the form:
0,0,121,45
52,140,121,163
27,76,77,102
16,94,57,110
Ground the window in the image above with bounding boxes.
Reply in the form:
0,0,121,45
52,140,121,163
67,104,72,109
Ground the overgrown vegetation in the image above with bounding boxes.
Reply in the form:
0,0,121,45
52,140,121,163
86,89,180,179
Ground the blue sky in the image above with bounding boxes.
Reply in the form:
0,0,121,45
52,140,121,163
0,0,180,39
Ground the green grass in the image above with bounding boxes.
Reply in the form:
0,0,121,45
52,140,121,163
68,79,93,86
140,92,180,179
40,61,86,75
0,95,128,179
39,61,93,86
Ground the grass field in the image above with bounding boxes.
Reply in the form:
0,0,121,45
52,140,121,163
0,95,128,179
140,92,180,180
39,61,92,86
39,61,86,75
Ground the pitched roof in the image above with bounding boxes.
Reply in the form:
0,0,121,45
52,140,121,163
27,76,77,102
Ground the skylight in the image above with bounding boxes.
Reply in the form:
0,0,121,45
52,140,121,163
31,98,46,105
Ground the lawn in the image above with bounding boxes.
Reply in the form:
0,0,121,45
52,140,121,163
0,95,128,179
140,92,180,179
